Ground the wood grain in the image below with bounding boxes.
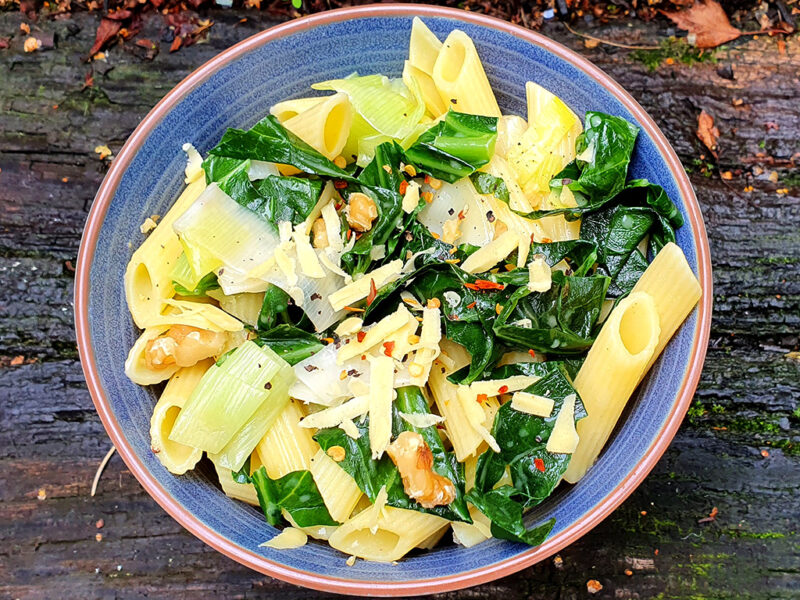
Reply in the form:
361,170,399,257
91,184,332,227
1,9,798,600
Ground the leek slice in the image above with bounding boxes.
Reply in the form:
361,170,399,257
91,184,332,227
169,341,292,454
312,75,425,140
172,183,280,279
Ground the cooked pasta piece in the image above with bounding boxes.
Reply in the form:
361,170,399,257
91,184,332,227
451,505,493,548
631,242,702,373
309,449,363,523
563,292,661,482
283,92,354,160
150,360,212,474
403,61,447,118
408,16,442,75
124,177,206,327
270,96,324,122
125,326,179,386
212,449,264,506
256,399,319,479
328,504,448,562
432,30,501,117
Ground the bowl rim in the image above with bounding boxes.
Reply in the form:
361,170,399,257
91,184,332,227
75,3,712,596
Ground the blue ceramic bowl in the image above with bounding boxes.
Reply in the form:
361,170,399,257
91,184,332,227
76,5,712,595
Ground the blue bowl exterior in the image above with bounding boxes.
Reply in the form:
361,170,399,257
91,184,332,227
86,13,701,585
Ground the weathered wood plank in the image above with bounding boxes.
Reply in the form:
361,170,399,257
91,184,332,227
0,7,798,600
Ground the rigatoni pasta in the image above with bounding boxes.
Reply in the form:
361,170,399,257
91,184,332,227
122,19,701,562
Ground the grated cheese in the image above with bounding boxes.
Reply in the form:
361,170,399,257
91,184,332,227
546,393,579,454
321,200,344,253
402,180,421,213
460,230,521,274
469,375,541,398
527,255,552,293
299,395,369,430
260,527,308,549
399,412,444,429
182,143,204,184
408,307,441,386
328,260,404,311
511,392,554,417
337,304,412,363
293,224,325,278
368,356,395,459
334,317,364,337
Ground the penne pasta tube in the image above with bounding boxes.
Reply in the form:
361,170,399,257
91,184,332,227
563,292,661,483
124,325,178,386
283,92,353,160
256,399,319,479
309,449,363,523
150,360,212,474
328,504,448,562
631,242,702,373
124,177,207,328
432,30,500,117
270,96,325,122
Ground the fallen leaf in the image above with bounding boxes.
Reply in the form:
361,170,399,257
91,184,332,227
662,0,741,48
89,17,122,57
20,22,31,34
0,38,9,50
169,35,182,52
696,109,720,158
10,355,25,366
698,506,719,523
134,38,155,48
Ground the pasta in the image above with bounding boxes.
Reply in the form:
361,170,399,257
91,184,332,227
121,19,701,563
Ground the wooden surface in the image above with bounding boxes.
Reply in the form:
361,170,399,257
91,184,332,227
1,6,799,599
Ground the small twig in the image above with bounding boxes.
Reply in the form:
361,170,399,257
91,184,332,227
562,23,660,50
91,445,116,497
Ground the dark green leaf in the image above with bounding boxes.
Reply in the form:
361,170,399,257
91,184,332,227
493,271,609,355
466,486,555,546
253,324,324,366
258,284,291,331
231,456,251,485
172,272,220,297
252,175,323,226
470,172,509,202
251,466,338,527
405,110,498,183
208,115,351,180
475,368,586,508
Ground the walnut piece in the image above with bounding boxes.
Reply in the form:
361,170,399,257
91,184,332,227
386,431,455,509
144,325,226,370
346,192,378,232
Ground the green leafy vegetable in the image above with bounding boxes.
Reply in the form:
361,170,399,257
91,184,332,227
250,466,338,527
474,367,587,507
405,110,498,183
258,284,291,331
551,111,639,207
209,115,351,180
493,271,610,355
314,387,471,522
172,272,220,297
466,486,555,546
253,325,324,366
470,172,510,202
231,456,251,485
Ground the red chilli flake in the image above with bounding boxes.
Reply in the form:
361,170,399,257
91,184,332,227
466,301,477,309
356,331,367,343
528,349,536,358
498,385,509,394
399,180,409,195
424,174,432,184
476,393,488,404
474,279,505,291
366,278,377,307
534,458,546,472
346,229,352,240
382,341,395,357
333,180,348,189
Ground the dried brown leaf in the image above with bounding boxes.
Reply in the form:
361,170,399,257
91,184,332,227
89,17,122,56
662,0,741,48
169,35,182,53
696,109,720,158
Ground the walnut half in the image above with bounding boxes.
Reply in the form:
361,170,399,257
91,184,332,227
386,431,456,509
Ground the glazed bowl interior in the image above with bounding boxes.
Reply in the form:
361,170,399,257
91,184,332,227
76,5,710,595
